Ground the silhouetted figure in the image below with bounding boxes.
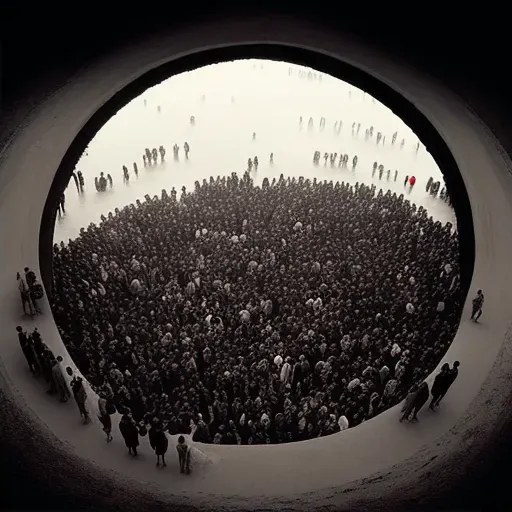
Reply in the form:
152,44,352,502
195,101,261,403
184,142,190,159
471,290,484,322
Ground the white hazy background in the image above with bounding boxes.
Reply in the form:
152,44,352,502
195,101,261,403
54,59,454,243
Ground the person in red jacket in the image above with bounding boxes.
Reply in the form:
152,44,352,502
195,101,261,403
409,176,416,187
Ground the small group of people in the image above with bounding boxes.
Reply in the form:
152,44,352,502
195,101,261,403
95,172,113,192
16,324,89,422
372,162,399,182
400,360,460,422
71,170,85,193
313,151,358,169
142,146,166,167
427,177,452,206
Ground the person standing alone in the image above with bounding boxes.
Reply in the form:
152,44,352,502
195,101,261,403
471,290,484,322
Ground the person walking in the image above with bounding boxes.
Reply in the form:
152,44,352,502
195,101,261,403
430,363,450,410
70,375,90,423
176,435,191,474
471,290,484,322
410,381,429,421
399,384,418,422
149,419,168,467
98,392,114,442
433,361,460,408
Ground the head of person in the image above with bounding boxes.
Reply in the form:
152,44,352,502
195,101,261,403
178,435,185,445
16,326,22,332
441,362,450,372
24,267,29,273
453,361,460,368
66,366,73,376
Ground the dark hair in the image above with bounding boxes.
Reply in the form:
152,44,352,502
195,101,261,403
454,360,460,367
16,326,22,332
178,435,185,444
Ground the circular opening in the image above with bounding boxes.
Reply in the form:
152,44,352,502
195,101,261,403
46,57,470,446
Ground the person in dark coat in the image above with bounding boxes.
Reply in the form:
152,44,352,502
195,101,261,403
16,326,38,373
410,381,429,421
430,363,450,410
433,361,460,407
149,419,169,467
119,413,139,456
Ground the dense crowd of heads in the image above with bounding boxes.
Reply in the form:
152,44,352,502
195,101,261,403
51,171,463,445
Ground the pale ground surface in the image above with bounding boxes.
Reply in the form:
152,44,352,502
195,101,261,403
0,52,510,510
54,61,454,243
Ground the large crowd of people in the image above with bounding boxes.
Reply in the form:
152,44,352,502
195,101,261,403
46,170,464,446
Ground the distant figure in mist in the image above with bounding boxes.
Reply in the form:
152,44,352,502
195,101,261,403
71,172,80,193
357,123,361,134
247,158,253,172
400,138,405,150
394,170,398,181
252,132,256,141
313,151,320,165
372,162,378,177
133,162,138,176
157,105,161,113
299,116,303,127
270,153,274,164
334,120,342,134
352,155,358,170
77,170,85,192
376,132,382,145
99,172,107,191
123,166,130,183
145,148,152,164
201,94,205,102
386,169,391,181
57,194,66,216
392,131,397,145
319,117,326,130
308,117,313,130
107,174,113,188
231,96,235,104
184,142,190,159
253,156,259,170
379,165,384,180
159,146,166,162
173,144,180,160
144,99,147,107
471,290,484,322
323,152,329,165
151,148,158,163
349,90,352,99
190,115,195,126
409,176,416,188
416,142,420,153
